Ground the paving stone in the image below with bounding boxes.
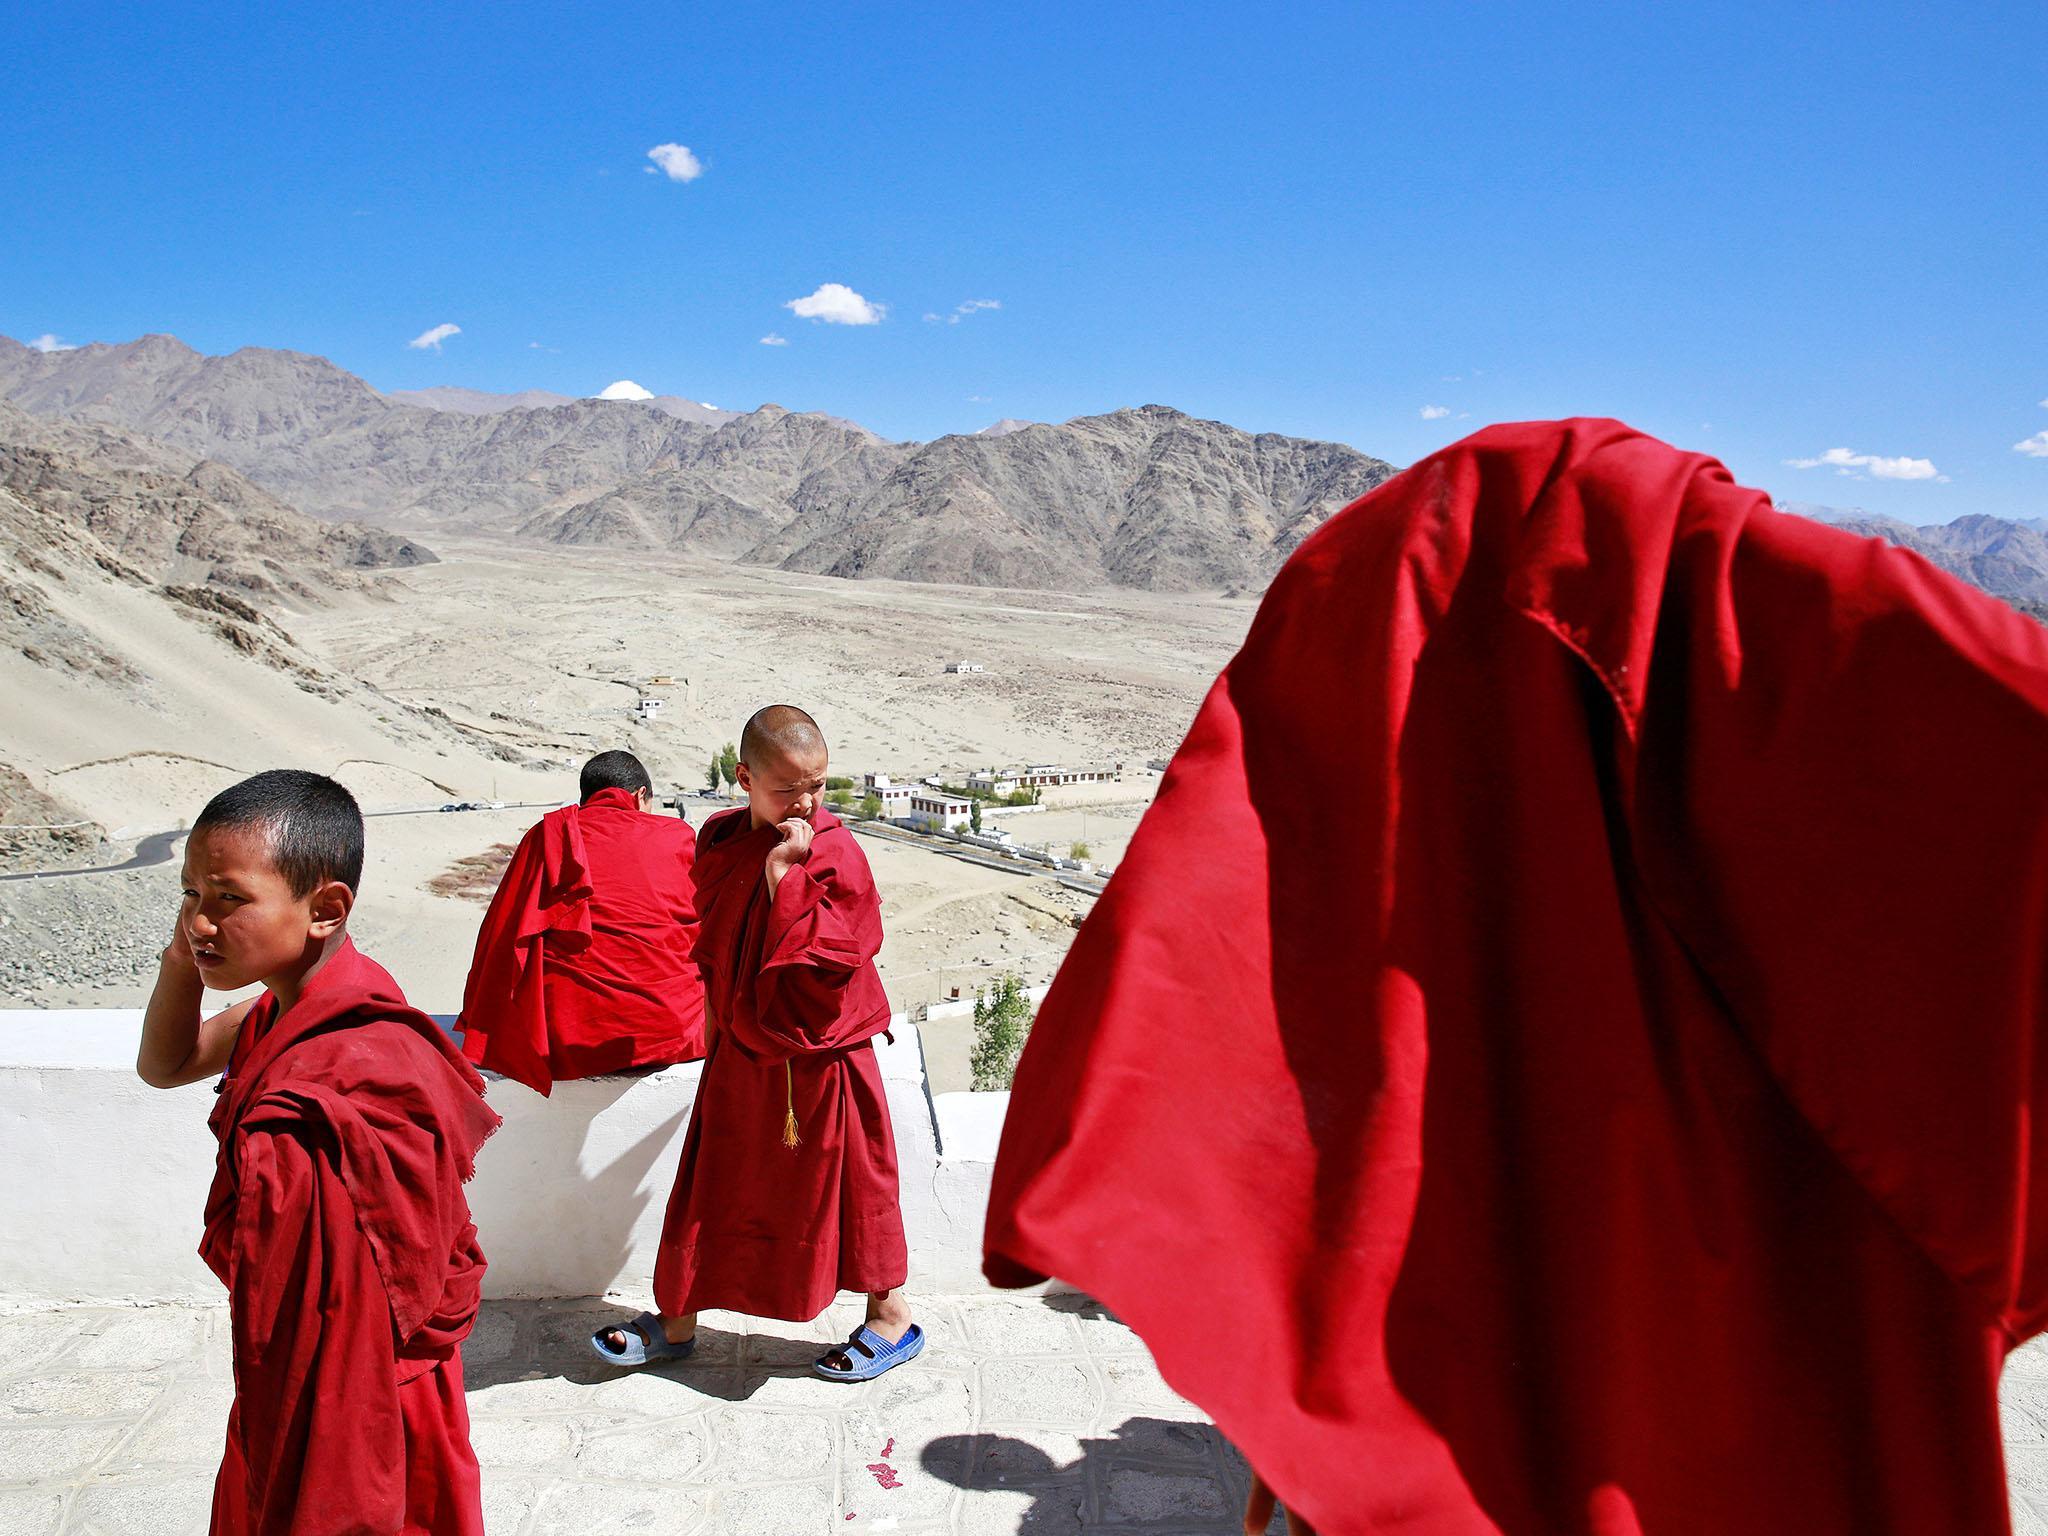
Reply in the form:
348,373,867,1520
952,1482,1086,1535
0,1487,67,1534
1095,1462,1233,1524
468,1413,580,1470
0,1311,93,1379
106,1372,233,1467
701,1404,835,1482
71,1309,211,1372
713,1479,837,1535
1097,1355,1203,1417
579,1366,721,1419
957,1298,1079,1359
573,1415,709,1483
479,1474,546,1536
1091,1414,1224,1468
960,1427,1087,1489
461,1305,521,1367
1040,1295,1147,1357
0,1419,134,1481
531,1479,709,1533
70,1472,215,1535
976,1360,1101,1425
0,1368,168,1422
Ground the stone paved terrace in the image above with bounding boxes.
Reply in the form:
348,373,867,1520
11,1297,2048,1534
0,1294,1288,1535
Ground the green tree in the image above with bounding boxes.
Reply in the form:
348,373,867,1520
705,752,722,792
1069,840,1091,860
970,799,983,834
826,775,854,791
859,793,883,819
970,974,1034,1092
717,742,739,788
827,787,852,808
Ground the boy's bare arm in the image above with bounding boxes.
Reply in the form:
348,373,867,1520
136,925,253,1088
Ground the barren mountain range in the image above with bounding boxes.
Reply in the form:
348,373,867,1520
2,333,2044,603
0,333,1398,592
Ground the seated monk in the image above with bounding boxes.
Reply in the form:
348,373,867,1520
981,419,2048,1536
457,750,706,1095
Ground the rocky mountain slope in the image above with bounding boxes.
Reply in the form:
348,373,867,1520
1783,501,2048,604
0,334,1397,590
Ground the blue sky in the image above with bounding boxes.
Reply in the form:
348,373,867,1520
3,2,2043,522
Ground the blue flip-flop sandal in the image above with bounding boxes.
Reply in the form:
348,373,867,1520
812,1322,925,1382
589,1310,697,1367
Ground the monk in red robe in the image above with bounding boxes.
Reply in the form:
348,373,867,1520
138,769,499,1536
592,705,921,1380
981,420,2048,1536
457,749,705,1095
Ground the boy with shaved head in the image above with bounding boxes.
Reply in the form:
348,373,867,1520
458,749,705,1095
138,769,498,1535
593,705,921,1380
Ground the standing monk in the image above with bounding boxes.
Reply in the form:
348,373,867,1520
982,420,2048,1536
457,750,705,1095
591,706,921,1380
137,769,499,1536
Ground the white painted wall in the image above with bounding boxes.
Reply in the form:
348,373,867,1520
0,1011,1043,1308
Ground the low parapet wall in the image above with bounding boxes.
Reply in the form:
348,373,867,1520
0,1011,1033,1308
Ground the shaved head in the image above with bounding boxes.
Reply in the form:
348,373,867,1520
739,704,827,769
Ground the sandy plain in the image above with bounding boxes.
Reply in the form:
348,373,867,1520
0,537,1254,1091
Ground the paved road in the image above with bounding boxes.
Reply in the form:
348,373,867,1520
0,802,563,884
846,819,1108,895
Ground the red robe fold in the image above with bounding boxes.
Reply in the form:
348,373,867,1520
653,804,904,1320
203,938,501,1536
457,785,705,1095
982,419,2048,1535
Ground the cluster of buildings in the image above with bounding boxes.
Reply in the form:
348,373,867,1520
858,760,1122,834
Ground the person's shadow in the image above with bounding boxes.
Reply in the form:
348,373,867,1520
923,1418,1288,1533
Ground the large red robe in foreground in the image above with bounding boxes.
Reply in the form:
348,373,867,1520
983,419,2048,1535
654,805,905,1320
457,786,705,1095
204,938,500,1536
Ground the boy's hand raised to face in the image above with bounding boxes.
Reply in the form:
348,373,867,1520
764,816,815,895
161,912,200,975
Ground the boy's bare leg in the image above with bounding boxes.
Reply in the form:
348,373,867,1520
864,1287,913,1343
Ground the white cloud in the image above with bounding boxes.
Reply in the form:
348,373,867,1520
595,380,654,401
2015,431,2048,459
646,143,703,182
785,283,885,326
967,394,991,403
1420,404,1451,420
527,341,560,352
927,298,1001,326
408,323,461,352
759,333,789,347
27,333,76,353
1785,446,1946,482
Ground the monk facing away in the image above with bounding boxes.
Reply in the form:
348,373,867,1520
138,769,499,1536
982,420,2048,1536
592,705,921,1381
457,749,705,1095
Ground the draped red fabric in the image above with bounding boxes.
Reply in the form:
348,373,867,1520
203,939,500,1536
456,786,705,1095
981,419,2048,1535
653,805,905,1320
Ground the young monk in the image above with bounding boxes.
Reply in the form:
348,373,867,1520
983,420,2048,1536
591,705,920,1380
457,749,705,1095
137,769,499,1536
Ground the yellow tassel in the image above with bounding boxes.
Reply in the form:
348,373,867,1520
781,1061,801,1150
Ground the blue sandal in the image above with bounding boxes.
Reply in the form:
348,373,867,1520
589,1310,697,1367
812,1323,924,1382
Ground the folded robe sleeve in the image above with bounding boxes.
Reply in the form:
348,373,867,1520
1619,505,2048,1337
227,1124,407,1536
735,857,887,1058
457,817,594,1090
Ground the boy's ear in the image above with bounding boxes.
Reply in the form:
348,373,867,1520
735,761,753,791
307,879,354,939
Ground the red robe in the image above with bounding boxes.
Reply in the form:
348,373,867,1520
204,938,501,1536
982,420,2048,1535
457,786,705,1095
653,804,905,1320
